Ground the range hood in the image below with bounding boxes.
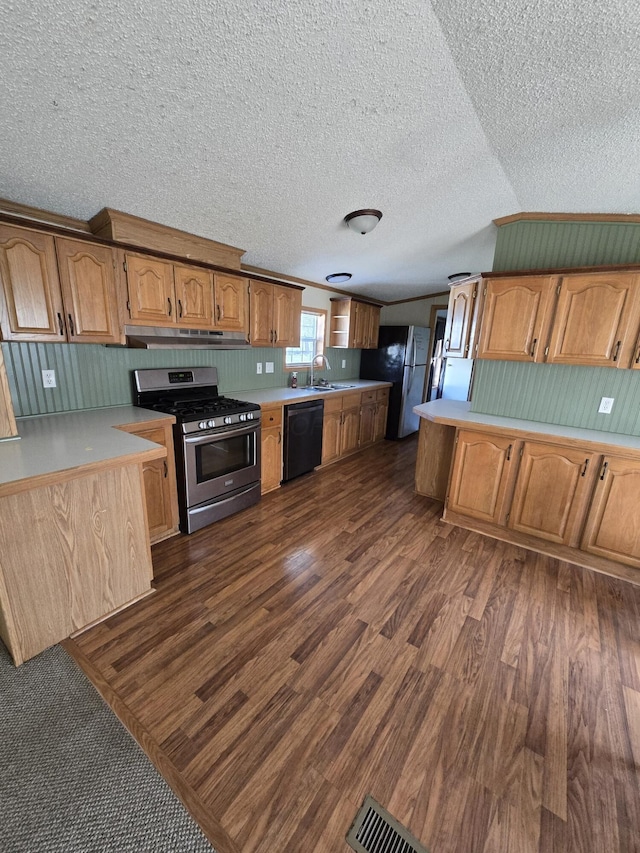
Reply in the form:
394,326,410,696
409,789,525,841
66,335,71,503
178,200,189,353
124,325,251,349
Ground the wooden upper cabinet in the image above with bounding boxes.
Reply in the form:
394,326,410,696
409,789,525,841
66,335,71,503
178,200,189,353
476,276,557,362
250,281,301,347
126,254,175,325
508,441,599,547
249,281,274,346
214,273,248,332
173,264,214,328
0,225,64,341
447,429,520,524
55,238,122,343
273,285,301,347
443,279,480,358
546,272,640,368
329,298,381,349
581,455,640,568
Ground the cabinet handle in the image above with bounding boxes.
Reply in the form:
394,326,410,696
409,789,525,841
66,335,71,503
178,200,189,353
270,329,273,343
163,460,168,478
445,338,450,351
216,304,221,322
506,443,512,461
613,340,621,362
635,342,640,364
530,338,538,358
278,431,281,444
600,461,609,480
274,329,278,344
581,458,589,477
57,312,65,336
167,298,172,316
178,299,183,319
68,314,75,336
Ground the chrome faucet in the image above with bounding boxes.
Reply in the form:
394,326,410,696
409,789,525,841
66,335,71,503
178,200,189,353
308,353,332,387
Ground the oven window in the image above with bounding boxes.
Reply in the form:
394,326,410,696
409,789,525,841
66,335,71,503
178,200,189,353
195,432,255,483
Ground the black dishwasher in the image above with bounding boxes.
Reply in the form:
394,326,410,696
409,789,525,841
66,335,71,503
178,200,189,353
283,399,324,482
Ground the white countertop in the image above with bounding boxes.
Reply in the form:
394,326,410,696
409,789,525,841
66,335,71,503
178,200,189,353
0,406,172,491
239,380,391,407
414,399,640,452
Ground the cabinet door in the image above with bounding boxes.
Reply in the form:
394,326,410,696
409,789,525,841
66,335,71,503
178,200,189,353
546,273,640,367
373,397,388,442
508,442,599,546
261,425,283,493
0,347,18,438
443,281,477,358
55,238,122,344
476,276,556,362
367,305,381,349
273,285,302,347
447,430,519,524
173,264,214,328
250,281,274,346
341,407,360,456
581,456,640,568
214,273,248,333
0,225,64,341
352,301,369,348
126,254,175,326
131,425,179,543
322,410,342,464
359,402,376,446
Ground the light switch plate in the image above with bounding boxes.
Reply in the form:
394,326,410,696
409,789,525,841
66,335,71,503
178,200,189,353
342,360,346,369
256,363,263,374
265,362,274,374
598,396,614,414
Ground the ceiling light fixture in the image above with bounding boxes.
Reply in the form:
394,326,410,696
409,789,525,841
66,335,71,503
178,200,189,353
344,209,382,235
325,272,352,284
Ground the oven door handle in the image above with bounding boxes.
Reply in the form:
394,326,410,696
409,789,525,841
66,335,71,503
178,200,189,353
184,423,260,444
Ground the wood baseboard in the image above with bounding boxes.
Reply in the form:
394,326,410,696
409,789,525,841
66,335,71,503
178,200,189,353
443,509,640,587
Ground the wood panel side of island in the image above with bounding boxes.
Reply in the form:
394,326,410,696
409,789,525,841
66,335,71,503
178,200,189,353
414,417,456,501
0,462,153,665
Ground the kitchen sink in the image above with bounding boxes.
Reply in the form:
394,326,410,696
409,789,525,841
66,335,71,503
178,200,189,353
306,383,357,391
329,383,357,389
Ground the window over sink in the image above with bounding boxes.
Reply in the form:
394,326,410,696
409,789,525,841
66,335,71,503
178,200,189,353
285,308,326,369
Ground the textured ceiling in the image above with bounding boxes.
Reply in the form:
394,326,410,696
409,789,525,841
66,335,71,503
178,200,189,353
0,0,638,301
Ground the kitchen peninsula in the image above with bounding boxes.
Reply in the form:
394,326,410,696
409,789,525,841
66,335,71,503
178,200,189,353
0,406,174,665
414,399,640,586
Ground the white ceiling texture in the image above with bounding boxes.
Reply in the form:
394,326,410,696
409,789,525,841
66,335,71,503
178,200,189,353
1,0,639,302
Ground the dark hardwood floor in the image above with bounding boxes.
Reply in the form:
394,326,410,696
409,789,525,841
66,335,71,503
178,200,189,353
66,436,640,853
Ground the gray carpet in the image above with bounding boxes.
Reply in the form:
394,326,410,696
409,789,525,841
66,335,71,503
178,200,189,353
0,643,215,852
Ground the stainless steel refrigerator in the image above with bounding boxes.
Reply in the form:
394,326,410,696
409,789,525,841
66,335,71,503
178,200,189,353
359,325,431,439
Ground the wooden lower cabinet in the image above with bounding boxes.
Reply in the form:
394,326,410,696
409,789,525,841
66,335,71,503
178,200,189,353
447,430,519,524
359,399,376,446
116,419,179,544
373,388,389,442
581,455,640,568
508,442,599,547
261,405,283,494
0,463,153,665
322,392,364,464
439,424,640,581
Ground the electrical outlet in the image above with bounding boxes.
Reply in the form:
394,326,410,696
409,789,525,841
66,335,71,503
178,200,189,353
598,396,614,414
265,362,274,374
342,359,346,369
42,369,56,388
256,363,263,375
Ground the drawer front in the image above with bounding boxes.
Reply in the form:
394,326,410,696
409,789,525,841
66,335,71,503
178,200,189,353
361,390,376,404
261,406,282,427
342,392,361,410
324,395,344,414
376,388,390,402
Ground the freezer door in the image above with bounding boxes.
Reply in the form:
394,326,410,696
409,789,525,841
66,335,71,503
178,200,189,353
407,326,430,366
399,363,427,437
441,358,474,401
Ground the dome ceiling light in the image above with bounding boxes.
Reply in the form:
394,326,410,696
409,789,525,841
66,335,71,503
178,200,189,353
326,272,352,284
344,209,382,235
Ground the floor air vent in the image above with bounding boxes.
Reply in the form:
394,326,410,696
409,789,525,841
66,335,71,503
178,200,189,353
346,795,430,853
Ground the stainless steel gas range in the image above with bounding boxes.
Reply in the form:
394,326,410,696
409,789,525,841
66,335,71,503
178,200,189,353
133,367,261,534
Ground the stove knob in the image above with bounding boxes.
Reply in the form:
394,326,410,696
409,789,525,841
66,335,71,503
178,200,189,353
199,421,207,430
224,416,232,425
239,413,247,421
208,419,215,428
246,412,254,420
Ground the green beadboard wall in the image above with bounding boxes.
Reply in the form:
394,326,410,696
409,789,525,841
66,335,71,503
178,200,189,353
2,343,361,418
493,220,640,271
471,360,640,436
471,217,640,433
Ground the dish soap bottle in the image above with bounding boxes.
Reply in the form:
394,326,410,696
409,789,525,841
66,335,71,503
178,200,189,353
290,371,298,388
